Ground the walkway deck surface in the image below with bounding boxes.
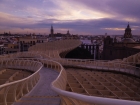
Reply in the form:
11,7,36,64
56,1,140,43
13,67,60,105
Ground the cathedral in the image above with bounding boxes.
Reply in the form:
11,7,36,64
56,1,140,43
49,25,71,37
103,23,140,60
122,23,135,43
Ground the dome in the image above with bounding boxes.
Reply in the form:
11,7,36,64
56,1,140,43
125,24,131,32
125,27,131,31
124,23,132,38
122,38,135,43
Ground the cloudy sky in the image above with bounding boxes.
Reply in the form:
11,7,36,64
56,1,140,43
0,0,140,35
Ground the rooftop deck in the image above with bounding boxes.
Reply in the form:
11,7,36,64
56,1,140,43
0,39,140,105
66,68,140,101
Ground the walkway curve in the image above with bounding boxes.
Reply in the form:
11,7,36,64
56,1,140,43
13,67,60,105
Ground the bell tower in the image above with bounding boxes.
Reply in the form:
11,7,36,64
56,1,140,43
124,23,132,38
67,30,70,35
50,25,54,36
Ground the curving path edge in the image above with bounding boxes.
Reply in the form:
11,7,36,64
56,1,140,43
13,67,60,105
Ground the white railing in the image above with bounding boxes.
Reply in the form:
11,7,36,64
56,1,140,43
0,58,139,105
51,58,140,105
0,59,43,105
0,58,66,105
3,57,139,105
53,58,140,77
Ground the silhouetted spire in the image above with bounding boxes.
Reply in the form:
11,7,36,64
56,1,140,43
67,30,70,35
50,25,54,36
127,22,130,28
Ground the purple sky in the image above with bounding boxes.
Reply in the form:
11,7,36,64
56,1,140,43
0,0,140,35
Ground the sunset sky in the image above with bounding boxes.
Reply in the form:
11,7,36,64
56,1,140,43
0,0,140,35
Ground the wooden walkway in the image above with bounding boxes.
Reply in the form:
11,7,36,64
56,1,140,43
13,67,60,105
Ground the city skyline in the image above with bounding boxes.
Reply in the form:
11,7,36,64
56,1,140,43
0,0,140,35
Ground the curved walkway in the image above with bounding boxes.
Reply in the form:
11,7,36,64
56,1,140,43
13,67,60,105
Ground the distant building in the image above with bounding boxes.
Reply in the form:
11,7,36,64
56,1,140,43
50,25,54,37
0,45,4,55
49,25,71,38
0,32,47,54
18,36,44,52
103,23,140,60
3,43,19,54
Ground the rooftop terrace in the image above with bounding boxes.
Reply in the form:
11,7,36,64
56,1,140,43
0,39,140,105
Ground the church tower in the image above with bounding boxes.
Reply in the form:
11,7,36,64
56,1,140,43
122,23,135,43
124,23,132,38
67,30,70,35
50,25,54,36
